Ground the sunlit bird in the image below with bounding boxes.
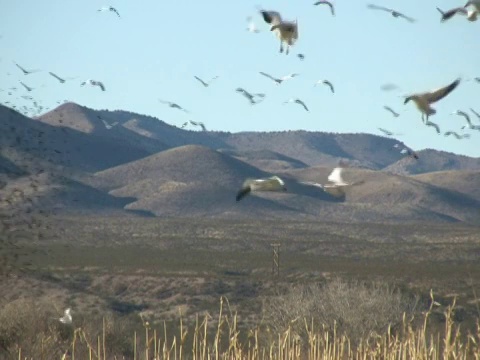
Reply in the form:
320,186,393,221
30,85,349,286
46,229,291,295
236,176,287,202
101,119,119,130
259,72,299,85
98,5,120,17
19,81,33,92
403,78,461,122
313,1,335,16
452,110,480,130
367,4,416,22
283,98,309,112
314,79,334,93
378,128,401,136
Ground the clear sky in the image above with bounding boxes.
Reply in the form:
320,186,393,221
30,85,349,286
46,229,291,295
0,0,479,157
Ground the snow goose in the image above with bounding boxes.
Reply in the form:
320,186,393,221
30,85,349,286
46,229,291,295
14,62,41,75
189,120,207,131
283,98,309,112
158,99,189,113
403,78,461,122
383,106,400,117
194,75,219,87
367,4,416,22
452,110,480,130
313,1,335,16
321,167,363,197
101,119,118,130
259,72,299,85
98,6,120,17
59,308,72,324
258,9,298,54
235,88,265,105
444,131,471,139
236,176,287,202
314,79,334,93
81,79,106,91
424,120,441,134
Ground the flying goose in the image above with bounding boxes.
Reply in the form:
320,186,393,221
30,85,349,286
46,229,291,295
444,131,471,139
452,110,480,130
393,144,419,159
383,106,400,117
101,119,119,130
259,9,298,54
81,79,106,91
59,308,72,324
314,79,334,93
158,99,189,113
48,72,75,83
424,120,441,134
403,78,461,122
283,98,309,112
259,72,299,85
313,1,335,16
246,16,261,33
436,7,470,21
14,62,41,75
194,75,219,87
378,128,401,136
19,81,33,92
236,176,287,202
98,6,120,17
235,87,265,105
367,4,416,22
321,167,364,197
189,120,207,131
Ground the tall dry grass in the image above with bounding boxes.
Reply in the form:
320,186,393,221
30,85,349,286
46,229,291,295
8,293,480,360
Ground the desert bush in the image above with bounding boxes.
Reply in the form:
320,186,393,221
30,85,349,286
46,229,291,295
262,277,420,344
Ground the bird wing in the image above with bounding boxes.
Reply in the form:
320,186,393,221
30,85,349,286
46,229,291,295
323,80,334,93
314,1,335,16
296,99,309,111
455,110,472,126
378,128,393,136
328,167,345,185
465,1,480,12
199,123,207,131
425,120,441,134
470,108,480,120
259,10,282,25
383,106,398,116
424,78,461,104
438,7,467,21
397,12,416,22
367,4,393,12
259,71,279,82
97,82,106,91
14,63,28,73
194,76,208,86
158,99,171,105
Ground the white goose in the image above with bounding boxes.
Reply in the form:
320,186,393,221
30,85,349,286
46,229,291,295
236,176,287,202
452,110,480,130
322,167,363,197
403,78,461,122
59,308,72,324
259,9,298,54
81,79,106,91
259,72,299,85
283,98,309,112
314,79,334,93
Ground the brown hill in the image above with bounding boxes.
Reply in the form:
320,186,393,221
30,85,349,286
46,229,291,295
411,170,480,202
384,149,480,175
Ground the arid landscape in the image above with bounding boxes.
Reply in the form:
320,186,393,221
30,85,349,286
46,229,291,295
1,102,480,358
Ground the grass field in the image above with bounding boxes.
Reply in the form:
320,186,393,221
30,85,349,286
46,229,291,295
1,215,480,358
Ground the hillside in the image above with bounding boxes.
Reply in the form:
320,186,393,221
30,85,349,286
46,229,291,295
384,149,480,175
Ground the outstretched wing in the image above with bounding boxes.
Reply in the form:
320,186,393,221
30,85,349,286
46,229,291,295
323,80,334,93
367,4,393,12
236,185,251,202
259,71,279,82
424,78,461,104
313,1,335,16
194,76,208,87
259,10,282,25
328,167,345,185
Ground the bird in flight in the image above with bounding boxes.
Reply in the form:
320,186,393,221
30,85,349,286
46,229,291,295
259,72,299,85
367,4,416,22
283,98,309,112
19,81,33,92
315,79,334,93
322,167,364,197
259,9,298,54
394,144,419,160
59,308,72,324
383,106,400,117
236,176,287,202
101,119,119,130
194,75,219,88
313,1,335,16
14,62,41,75
48,72,75,84
403,78,461,122
444,131,471,139
246,16,260,33
158,99,189,113
378,128,401,137
98,6,120,17
436,6,477,22
189,120,207,131
81,79,106,91
452,110,480,130
235,88,265,105
424,120,441,134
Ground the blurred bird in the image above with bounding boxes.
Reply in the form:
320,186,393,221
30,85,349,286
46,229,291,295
194,75,219,87
235,88,265,105
236,176,287,202
367,4,416,22
313,1,335,16
98,5,120,17
258,9,298,54
283,98,309,112
158,99,189,113
424,120,441,134
81,79,106,91
19,81,33,92
14,62,41,75
444,131,471,139
315,79,334,93
246,16,261,33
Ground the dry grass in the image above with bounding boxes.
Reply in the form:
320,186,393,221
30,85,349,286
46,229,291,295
4,292,480,360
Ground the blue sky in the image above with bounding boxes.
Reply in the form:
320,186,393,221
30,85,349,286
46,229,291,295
0,0,479,157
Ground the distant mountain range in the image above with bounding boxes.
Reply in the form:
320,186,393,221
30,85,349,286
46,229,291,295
1,102,479,224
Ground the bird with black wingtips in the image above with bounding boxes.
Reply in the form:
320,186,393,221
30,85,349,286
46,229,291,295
236,176,287,202
436,7,471,22
14,62,41,75
258,8,298,54
194,75,219,87
444,131,471,139
158,99,189,113
314,79,334,93
452,110,480,130
403,78,461,123
19,81,33,92
259,72,299,85
235,88,265,105
283,98,309,112
313,1,335,16
367,4,416,22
